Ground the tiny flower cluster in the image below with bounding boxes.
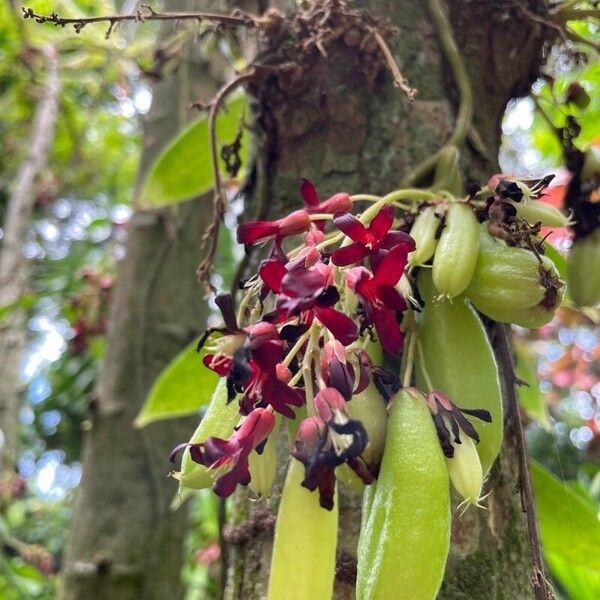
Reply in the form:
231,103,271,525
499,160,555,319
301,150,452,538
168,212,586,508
173,180,415,508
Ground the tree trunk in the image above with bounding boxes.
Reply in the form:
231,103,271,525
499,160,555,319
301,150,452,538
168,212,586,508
0,45,60,473
223,1,550,599
59,3,225,598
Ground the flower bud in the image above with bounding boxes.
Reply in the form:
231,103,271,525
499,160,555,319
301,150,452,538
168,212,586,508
432,202,479,298
446,433,484,509
408,206,439,266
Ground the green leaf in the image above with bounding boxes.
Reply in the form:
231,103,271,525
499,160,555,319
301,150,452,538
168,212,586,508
547,552,600,600
531,461,600,571
137,94,246,207
134,341,219,428
514,341,551,431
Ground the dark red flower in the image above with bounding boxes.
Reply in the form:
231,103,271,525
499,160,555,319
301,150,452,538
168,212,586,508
292,388,373,509
203,321,303,418
300,179,352,230
346,243,409,354
330,205,415,266
173,407,276,497
237,209,311,245
320,340,369,401
259,260,358,346
425,391,492,458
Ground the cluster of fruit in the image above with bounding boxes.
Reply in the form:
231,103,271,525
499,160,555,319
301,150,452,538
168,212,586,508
170,175,572,600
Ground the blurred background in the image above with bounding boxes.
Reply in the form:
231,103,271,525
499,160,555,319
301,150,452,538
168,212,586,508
0,1,598,599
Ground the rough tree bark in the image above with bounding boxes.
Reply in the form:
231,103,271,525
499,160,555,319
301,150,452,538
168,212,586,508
0,45,60,473
59,2,226,598
222,1,551,599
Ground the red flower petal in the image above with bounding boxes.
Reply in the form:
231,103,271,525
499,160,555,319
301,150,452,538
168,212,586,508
373,243,409,287
382,230,416,252
300,178,319,207
368,205,394,240
281,267,327,299
237,221,279,244
333,212,369,243
331,242,369,266
314,306,358,346
374,310,404,355
259,259,287,293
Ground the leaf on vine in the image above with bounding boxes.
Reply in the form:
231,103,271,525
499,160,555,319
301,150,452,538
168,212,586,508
134,341,219,427
137,94,246,207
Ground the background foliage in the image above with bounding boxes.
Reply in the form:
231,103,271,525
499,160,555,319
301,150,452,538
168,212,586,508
0,1,598,598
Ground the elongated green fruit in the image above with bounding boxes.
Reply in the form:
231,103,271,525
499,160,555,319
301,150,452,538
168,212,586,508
347,380,387,469
249,419,279,498
466,240,562,312
513,199,570,228
416,271,503,474
267,458,338,600
474,298,561,329
408,206,439,266
178,379,241,489
357,389,450,600
432,202,479,297
567,229,600,307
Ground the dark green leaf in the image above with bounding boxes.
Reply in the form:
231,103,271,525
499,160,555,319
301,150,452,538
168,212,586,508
137,95,246,207
135,341,219,428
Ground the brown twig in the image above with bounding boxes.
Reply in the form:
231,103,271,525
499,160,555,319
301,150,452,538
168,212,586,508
368,28,416,100
22,5,259,38
495,324,555,600
196,69,256,292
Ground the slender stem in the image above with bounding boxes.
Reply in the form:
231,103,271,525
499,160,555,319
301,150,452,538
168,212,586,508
402,330,418,387
494,324,554,600
22,5,259,37
416,339,435,391
564,25,600,52
350,194,382,202
553,8,600,21
196,70,255,289
402,0,473,187
309,213,334,221
368,27,417,100
282,329,311,368
359,189,436,224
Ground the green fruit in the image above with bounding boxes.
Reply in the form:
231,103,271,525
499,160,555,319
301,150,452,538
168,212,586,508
178,379,241,489
473,299,560,329
567,229,600,307
513,200,570,228
408,206,439,266
357,389,450,600
416,271,503,475
466,236,563,312
432,202,479,298
267,458,338,600
248,419,279,498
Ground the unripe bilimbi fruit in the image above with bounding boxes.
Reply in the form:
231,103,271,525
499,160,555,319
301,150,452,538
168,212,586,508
567,229,600,307
416,271,503,475
446,434,484,509
178,379,241,489
408,206,439,266
267,458,338,600
356,389,450,600
432,202,479,298
512,200,571,228
248,420,278,498
465,233,563,313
